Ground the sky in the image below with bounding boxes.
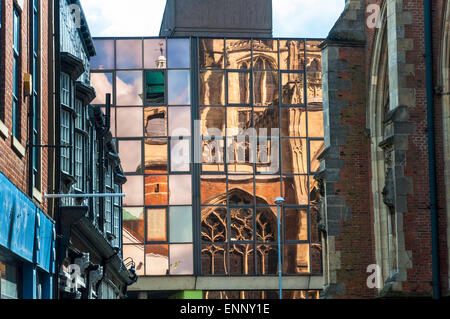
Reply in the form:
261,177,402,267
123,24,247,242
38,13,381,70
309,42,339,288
80,0,345,38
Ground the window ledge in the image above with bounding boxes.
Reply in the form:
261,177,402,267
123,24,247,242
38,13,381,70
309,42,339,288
33,187,43,204
0,120,8,139
12,136,26,158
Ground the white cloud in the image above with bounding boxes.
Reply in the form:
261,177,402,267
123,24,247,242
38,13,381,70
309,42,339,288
80,0,166,37
80,0,345,38
273,0,345,37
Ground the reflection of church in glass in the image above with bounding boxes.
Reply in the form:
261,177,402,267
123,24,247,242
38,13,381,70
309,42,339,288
90,37,324,297
198,39,324,277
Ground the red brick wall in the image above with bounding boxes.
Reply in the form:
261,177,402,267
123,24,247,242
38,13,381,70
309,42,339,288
0,0,50,215
326,0,449,297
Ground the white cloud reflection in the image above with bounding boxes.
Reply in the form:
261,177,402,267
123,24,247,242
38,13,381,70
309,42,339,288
80,0,345,38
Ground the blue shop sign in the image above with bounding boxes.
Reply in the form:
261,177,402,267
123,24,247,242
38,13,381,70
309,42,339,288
0,172,55,273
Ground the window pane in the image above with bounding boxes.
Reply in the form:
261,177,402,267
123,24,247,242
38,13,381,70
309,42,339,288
122,176,144,206
202,139,225,172
228,72,250,104
202,244,227,275
116,71,143,106
227,175,254,205
281,107,307,137
170,139,190,172
311,243,323,274
169,244,194,275
145,107,167,137
309,140,324,173
201,206,227,242
144,39,167,69
167,38,190,69
168,70,191,105
310,207,321,243
282,73,305,105
307,108,324,138
144,139,168,173
256,208,277,242
306,41,322,71
169,175,192,205
91,40,114,69
229,244,255,275
283,175,309,205
145,71,165,104
168,107,191,136
280,40,305,70
284,208,308,241
282,138,308,174
145,245,169,275
145,175,168,205
118,140,142,173
116,39,142,69
230,208,254,241
226,137,255,174
122,207,145,244
254,107,279,137
200,107,225,137
123,244,144,276
169,206,193,243
91,73,113,105
199,71,225,105
257,244,278,275
199,39,224,69
225,39,251,69
255,176,281,203
116,107,143,137
226,107,252,137
284,244,310,274
253,71,279,106
0,261,19,299
147,208,167,242
252,39,279,69
201,175,226,205
255,139,280,174
307,72,322,106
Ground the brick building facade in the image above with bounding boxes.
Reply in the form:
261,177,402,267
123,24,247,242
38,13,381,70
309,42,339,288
319,0,450,298
0,0,55,299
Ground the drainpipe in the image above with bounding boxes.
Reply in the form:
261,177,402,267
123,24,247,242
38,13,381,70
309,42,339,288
424,0,441,299
54,0,62,300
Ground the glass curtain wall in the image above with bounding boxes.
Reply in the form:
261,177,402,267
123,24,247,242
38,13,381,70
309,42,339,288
91,37,324,278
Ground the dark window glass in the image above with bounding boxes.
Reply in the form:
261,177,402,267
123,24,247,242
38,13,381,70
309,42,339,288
145,71,165,104
12,7,21,138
